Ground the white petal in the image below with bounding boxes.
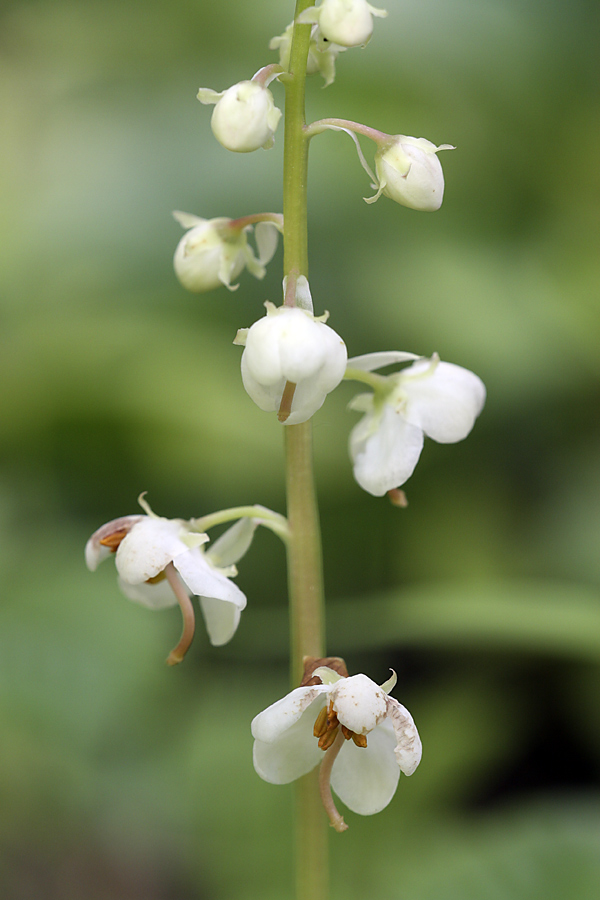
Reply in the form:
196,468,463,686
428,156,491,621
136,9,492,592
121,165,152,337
347,351,420,372
367,3,388,17
205,518,257,568
278,312,330,383
251,685,328,743
172,210,207,229
296,6,320,25
350,404,424,495
242,313,287,384
402,360,486,443
294,274,314,313
254,221,279,265
115,518,191,584
380,669,397,694
196,87,223,105
217,241,245,290
330,674,387,735
85,515,144,571
385,696,422,775
311,666,344,686
117,576,179,610
240,354,283,411
330,720,400,815
252,692,326,784
173,547,247,609
199,596,242,646
347,392,374,414
282,274,314,314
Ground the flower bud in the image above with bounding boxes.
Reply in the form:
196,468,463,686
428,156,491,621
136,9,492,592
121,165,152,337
234,292,347,425
270,21,344,87
173,215,245,292
373,136,454,211
299,0,387,49
197,81,282,152
172,212,280,293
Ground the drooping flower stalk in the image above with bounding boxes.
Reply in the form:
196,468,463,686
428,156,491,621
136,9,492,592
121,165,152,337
164,562,196,666
282,5,329,899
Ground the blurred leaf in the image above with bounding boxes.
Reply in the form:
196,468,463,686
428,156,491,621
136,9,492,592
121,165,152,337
229,580,600,664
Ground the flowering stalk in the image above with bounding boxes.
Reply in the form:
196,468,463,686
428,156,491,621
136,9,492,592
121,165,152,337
318,731,349,833
164,562,196,666
228,212,284,232
304,117,388,143
283,4,329,900
192,504,290,542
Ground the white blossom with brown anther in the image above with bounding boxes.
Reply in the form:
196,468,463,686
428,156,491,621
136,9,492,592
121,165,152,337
252,665,421,829
346,351,486,496
85,496,256,662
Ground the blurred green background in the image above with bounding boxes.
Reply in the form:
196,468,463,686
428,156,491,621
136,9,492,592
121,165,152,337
2,0,600,897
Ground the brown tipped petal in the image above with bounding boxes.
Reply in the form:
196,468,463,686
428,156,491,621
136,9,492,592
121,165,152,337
385,696,422,776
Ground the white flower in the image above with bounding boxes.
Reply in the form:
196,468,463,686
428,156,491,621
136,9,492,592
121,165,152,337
252,667,421,820
347,351,486,495
370,136,455,211
270,21,345,87
234,279,347,425
172,212,280,293
86,502,256,650
298,0,387,49
197,79,281,152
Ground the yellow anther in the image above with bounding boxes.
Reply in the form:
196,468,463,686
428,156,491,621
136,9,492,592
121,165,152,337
313,705,329,738
146,571,167,585
318,725,340,751
98,528,129,552
341,723,368,748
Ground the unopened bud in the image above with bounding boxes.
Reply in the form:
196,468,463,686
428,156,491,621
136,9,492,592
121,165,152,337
198,81,281,153
299,0,387,49
373,136,454,211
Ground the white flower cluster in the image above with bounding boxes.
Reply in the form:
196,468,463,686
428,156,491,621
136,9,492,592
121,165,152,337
94,0,492,835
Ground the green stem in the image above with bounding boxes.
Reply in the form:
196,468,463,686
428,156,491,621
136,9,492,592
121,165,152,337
192,505,290,542
283,5,329,900
282,18,309,277
343,366,390,390
284,424,326,676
